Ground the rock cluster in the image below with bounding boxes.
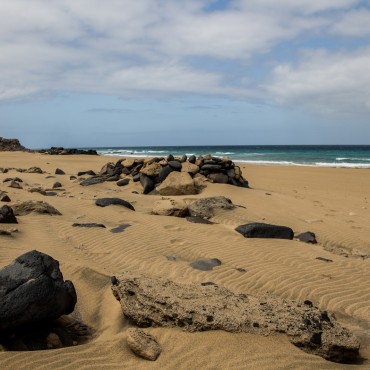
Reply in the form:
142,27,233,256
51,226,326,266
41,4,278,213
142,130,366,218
39,147,98,155
0,137,27,151
80,154,248,195
112,271,360,363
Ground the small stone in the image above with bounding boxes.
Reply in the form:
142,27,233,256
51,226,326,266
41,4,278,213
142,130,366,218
53,181,62,189
117,178,130,187
55,168,65,175
8,181,22,189
189,258,222,271
126,328,162,361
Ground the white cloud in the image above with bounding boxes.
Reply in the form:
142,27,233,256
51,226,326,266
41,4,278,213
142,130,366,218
0,0,370,117
266,48,370,114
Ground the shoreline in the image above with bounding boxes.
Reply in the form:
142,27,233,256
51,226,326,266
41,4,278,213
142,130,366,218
1,151,370,369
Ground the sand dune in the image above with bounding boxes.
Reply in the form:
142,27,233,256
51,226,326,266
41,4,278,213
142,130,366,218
1,152,370,369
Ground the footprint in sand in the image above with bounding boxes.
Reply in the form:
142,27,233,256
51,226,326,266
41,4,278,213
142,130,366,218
164,224,185,232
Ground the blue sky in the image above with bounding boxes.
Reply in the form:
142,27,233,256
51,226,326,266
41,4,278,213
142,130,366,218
1,0,370,148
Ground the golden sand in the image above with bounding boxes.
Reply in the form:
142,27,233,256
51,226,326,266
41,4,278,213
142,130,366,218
1,151,370,369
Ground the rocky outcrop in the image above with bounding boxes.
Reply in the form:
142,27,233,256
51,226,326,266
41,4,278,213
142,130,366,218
235,223,294,240
12,201,62,216
0,137,27,151
111,271,360,363
95,154,248,195
39,147,98,155
0,250,77,331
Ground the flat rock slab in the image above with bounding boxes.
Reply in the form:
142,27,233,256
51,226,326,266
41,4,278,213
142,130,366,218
80,177,105,186
188,196,235,219
186,216,215,224
110,224,131,233
112,271,360,363
12,201,62,216
0,250,77,331
189,258,222,271
95,198,135,211
235,223,294,240
72,223,106,228
126,328,161,361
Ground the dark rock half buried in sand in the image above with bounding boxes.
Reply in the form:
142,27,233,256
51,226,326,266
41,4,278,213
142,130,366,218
235,222,294,240
296,231,318,244
0,205,18,223
72,223,106,228
95,198,135,211
0,250,77,331
12,201,62,216
80,177,105,186
111,271,360,363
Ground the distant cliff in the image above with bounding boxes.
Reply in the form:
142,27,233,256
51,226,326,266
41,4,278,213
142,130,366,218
0,137,27,151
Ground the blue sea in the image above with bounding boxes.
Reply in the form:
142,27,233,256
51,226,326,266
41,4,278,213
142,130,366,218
90,145,370,168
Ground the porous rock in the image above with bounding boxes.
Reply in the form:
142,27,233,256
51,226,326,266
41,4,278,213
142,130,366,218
188,196,234,219
157,172,197,196
235,223,294,240
12,201,62,216
0,205,18,223
0,250,77,331
140,162,162,177
152,199,188,217
112,271,360,363
95,198,135,211
126,328,162,361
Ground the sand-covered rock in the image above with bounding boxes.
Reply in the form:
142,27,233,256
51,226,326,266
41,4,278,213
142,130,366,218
126,328,162,361
12,201,62,216
296,231,317,244
112,271,360,362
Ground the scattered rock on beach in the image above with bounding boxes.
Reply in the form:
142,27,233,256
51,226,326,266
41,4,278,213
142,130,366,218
77,170,96,177
235,223,294,240
0,205,18,223
80,177,105,186
55,168,65,175
0,250,77,331
12,201,62,216
25,166,43,174
53,181,62,189
117,178,130,187
8,180,23,189
189,258,222,271
112,271,360,363
95,198,135,211
186,216,215,224
110,224,131,233
0,191,11,202
126,328,162,361
188,196,235,219
72,223,106,228
296,231,317,244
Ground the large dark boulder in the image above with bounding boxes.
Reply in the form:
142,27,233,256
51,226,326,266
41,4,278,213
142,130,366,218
140,174,155,194
235,223,294,240
0,205,18,223
0,250,77,331
95,198,135,211
158,165,173,182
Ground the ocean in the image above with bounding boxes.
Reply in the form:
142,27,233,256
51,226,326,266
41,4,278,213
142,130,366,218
89,145,370,168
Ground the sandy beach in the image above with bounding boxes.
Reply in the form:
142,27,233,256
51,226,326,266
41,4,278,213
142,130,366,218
1,151,370,369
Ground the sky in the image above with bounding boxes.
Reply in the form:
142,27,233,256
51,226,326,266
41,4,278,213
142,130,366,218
1,0,370,148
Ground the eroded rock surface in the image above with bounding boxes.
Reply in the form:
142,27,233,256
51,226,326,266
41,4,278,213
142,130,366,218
12,201,62,216
112,271,360,363
188,196,235,219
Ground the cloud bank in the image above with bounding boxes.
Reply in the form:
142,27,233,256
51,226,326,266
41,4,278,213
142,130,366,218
1,0,369,115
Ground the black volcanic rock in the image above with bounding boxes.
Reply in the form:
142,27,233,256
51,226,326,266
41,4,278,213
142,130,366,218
0,205,18,223
140,174,155,194
0,250,77,331
235,223,294,240
95,198,135,211
0,137,27,151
